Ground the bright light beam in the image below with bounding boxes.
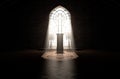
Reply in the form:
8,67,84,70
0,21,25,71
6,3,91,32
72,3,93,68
45,6,75,50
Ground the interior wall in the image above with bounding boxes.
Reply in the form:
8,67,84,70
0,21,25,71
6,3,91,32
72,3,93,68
0,0,120,52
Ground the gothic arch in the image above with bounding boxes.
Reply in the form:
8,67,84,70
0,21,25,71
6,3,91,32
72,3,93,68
47,6,74,49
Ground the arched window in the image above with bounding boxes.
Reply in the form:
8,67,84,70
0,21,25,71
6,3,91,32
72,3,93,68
47,6,74,49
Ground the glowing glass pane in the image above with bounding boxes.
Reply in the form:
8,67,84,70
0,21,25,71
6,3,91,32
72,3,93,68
47,6,73,49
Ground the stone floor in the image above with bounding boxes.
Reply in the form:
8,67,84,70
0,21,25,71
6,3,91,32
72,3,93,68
0,49,120,79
